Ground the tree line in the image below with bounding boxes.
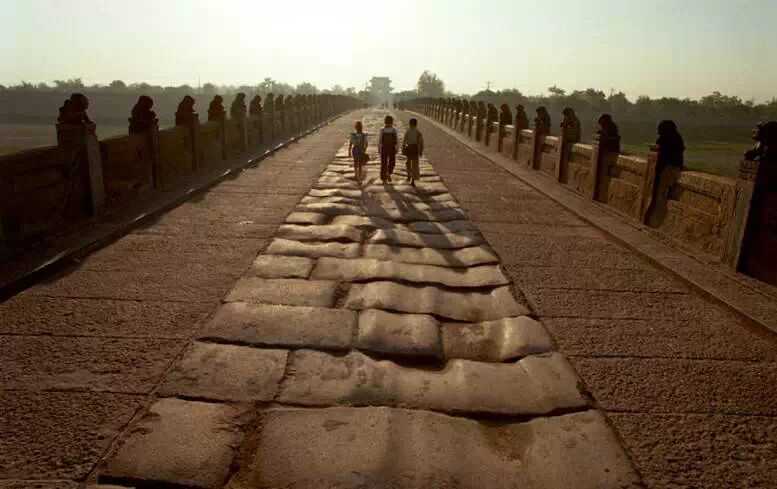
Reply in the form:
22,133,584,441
399,71,777,125
0,77,367,98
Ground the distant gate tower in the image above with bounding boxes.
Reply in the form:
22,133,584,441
369,77,392,107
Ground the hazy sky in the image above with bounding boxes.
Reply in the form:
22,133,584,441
2,0,775,101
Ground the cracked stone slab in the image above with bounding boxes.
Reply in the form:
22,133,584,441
356,309,442,358
365,206,466,223
266,238,360,259
200,302,355,350
442,316,554,362
366,228,484,249
330,215,399,230
364,192,457,204
284,212,329,225
225,278,338,308
296,203,364,216
227,407,640,489
312,257,509,288
299,195,361,206
312,181,360,190
345,282,528,321
278,350,586,415
277,224,362,242
158,342,287,402
307,188,363,199
363,244,499,267
363,182,449,196
407,220,477,234
250,255,314,279
102,398,248,489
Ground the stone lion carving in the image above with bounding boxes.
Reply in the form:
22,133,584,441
230,93,247,120
596,114,621,153
534,106,551,134
745,121,777,161
207,95,226,122
249,95,263,116
175,95,196,126
514,105,529,130
499,104,513,126
128,95,158,134
561,107,581,143
57,93,92,125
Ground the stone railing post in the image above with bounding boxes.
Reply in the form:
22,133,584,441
530,120,546,170
513,119,529,161
723,158,760,268
589,134,619,201
640,145,660,224
555,123,571,183
57,122,105,213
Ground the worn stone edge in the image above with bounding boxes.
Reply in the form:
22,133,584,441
413,111,777,336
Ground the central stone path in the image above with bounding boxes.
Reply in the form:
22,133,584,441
99,113,640,489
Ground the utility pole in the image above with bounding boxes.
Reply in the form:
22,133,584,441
486,81,494,92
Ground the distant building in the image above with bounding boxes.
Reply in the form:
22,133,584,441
369,77,392,107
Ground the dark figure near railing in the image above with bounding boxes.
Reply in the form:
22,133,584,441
514,105,529,130
745,121,777,161
534,106,551,135
57,93,92,125
207,95,226,122
249,95,263,116
175,96,197,126
561,107,581,144
499,104,512,126
128,95,158,134
230,93,247,120
597,114,621,153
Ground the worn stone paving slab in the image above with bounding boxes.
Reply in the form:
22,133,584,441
366,228,484,249
249,255,314,279
0,336,183,393
312,181,361,191
158,342,287,402
265,238,360,259
199,302,356,350
330,214,397,230
442,316,555,362
407,219,477,234
306,188,363,199
0,295,213,338
362,243,499,267
345,281,529,321
365,206,466,223
224,277,338,308
299,195,361,206
102,398,248,489
311,257,508,288
283,211,329,225
295,202,364,216
0,391,144,480
276,224,363,242
356,309,443,358
227,407,640,489
278,349,585,415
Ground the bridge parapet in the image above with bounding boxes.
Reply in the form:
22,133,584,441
0,93,361,253
407,98,777,285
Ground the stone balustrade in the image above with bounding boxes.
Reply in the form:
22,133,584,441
0,93,361,250
407,97,777,286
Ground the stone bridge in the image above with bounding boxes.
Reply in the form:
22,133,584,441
1,94,776,489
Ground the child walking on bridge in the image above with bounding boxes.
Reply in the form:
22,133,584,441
348,120,368,182
402,118,424,187
378,115,399,184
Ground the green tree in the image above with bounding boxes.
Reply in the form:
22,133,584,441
417,70,445,98
259,77,275,92
108,80,127,91
201,82,217,95
548,85,566,97
295,81,319,94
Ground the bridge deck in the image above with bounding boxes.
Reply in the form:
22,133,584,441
1,110,775,489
